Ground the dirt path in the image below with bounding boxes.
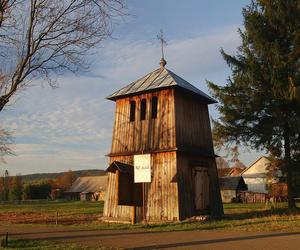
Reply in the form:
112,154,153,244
1,224,300,249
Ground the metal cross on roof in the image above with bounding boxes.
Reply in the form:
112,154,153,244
157,30,167,67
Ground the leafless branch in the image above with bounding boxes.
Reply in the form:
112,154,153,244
0,0,127,111
0,126,14,163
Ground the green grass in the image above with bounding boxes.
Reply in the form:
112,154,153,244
0,200,103,215
2,238,112,250
74,202,300,232
1,202,300,249
1,201,300,232
0,201,103,225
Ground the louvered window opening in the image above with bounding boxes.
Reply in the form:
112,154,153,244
151,96,158,119
129,101,136,122
140,99,147,120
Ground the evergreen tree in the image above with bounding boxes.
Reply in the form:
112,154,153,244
208,0,300,209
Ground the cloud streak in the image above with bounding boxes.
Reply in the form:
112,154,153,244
1,25,244,174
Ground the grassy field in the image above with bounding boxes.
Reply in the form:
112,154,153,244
1,238,112,250
0,201,103,225
0,200,299,232
1,201,300,249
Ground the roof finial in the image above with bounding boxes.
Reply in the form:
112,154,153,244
157,29,167,67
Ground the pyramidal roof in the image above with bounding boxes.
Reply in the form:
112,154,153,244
106,67,217,104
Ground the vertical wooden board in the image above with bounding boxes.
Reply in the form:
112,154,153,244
161,153,166,220
166,153,170,220
103,172,110,216
174,90,215,155
119,99,125,152
136,97,141,152
111,101,119,152
170,152,176,220
153,154,157,219
176,153,184,219
170,89,176,149
170,153,176,220
123,99,129,152
111,89,179,155
167,92,171,149
170,156,174,220
151,154,156,220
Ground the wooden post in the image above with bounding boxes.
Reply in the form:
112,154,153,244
5,232,8,247
143,183,146,223
55,211,58,225
115,170,120,204
131,206,136,224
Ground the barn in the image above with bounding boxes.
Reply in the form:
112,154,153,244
65,176,108,201
103,58,223,223
241,156,273,194
219,176,247,203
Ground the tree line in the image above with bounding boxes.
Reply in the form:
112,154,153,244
0,170,78,201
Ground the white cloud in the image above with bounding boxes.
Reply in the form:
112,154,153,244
1,24,246,175
94,25,240,84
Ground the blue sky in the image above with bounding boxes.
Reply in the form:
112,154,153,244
1,0,261,175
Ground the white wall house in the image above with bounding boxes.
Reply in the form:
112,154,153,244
242,156,271,194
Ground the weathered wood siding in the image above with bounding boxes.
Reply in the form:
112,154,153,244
103,152,179,222
110,89,176,155
174,90,214,155
104,87,223,222
176,153,223,219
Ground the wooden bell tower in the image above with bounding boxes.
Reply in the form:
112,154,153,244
103,58,223,223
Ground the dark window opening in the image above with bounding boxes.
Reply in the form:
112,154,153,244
151,96,158,119
140,99,146,120
130,101,136,122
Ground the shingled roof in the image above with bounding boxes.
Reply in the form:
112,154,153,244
106,67,217,104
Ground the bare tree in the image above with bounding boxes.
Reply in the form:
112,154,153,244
216,157,229,169
0,127,14,162
0,0,126,111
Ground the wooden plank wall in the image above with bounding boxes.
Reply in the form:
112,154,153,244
103,152,179,222
175,90,215,155
176,153,223,219
103,156,138,222
110,89,176,155
145,152,179,222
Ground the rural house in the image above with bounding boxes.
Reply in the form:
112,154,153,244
103,57,223,223
241,156,281,194
219,176,247,203
65,176,108,201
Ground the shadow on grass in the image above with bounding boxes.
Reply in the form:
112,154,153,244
224,206,300,221
131,231,300,249
4,238,89,249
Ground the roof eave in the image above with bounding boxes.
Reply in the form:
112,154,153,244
106,86,218,104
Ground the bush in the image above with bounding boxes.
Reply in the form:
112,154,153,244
23,182,52,200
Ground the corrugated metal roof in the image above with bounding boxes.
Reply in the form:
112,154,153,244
66,176,108,193
106,67,217,103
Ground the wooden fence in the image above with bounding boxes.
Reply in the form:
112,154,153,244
237,191,268,203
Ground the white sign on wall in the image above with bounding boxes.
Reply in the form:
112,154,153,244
134,154,151,183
